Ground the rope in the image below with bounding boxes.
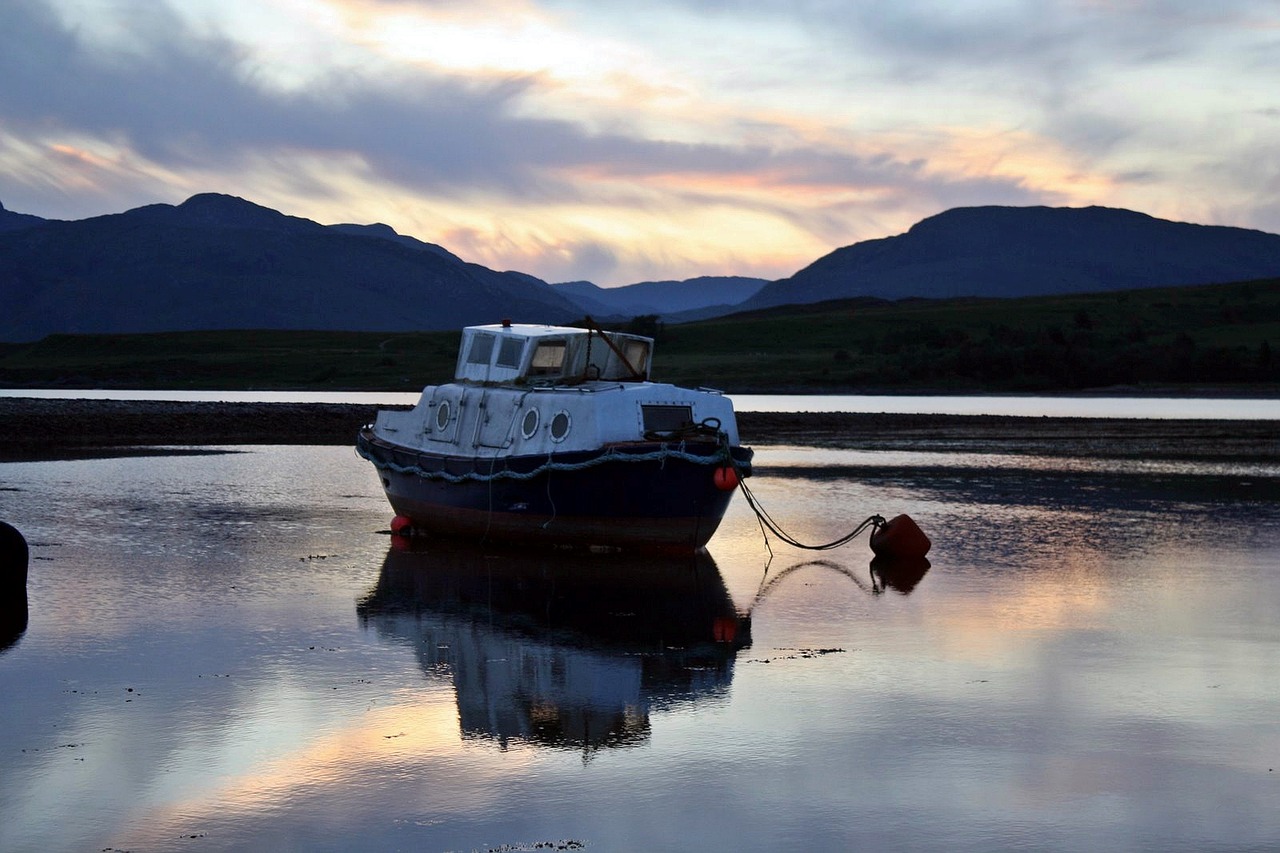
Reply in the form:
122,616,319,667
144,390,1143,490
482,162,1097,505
733,459,884,552
642,416,723,443
358,434,734,484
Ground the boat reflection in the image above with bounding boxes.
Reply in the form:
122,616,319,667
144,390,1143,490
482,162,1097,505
358,541,750,754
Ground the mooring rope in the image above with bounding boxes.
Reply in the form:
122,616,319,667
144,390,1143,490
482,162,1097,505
733,460,884,553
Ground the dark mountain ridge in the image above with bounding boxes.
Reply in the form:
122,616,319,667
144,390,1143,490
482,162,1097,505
0,194,581,341
744,205,1280,309
0,198,50,233
552,276,768,319
4,196,1280,343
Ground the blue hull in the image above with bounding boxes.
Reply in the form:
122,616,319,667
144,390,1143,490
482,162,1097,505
358,428,753,550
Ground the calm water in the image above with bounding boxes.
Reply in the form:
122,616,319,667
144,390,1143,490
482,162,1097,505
2,444,1279,851
3,388,1279,418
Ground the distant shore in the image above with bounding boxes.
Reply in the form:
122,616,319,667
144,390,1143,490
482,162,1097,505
2,397,1277,463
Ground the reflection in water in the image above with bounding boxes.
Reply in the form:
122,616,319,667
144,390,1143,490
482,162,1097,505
870,555,931,594
358,541,750,754
750,556,932,610
4,445,1276,851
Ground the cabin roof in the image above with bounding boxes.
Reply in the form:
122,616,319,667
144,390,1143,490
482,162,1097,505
466,322,652,343
457,322,654,384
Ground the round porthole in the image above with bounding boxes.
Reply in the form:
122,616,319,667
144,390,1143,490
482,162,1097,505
549,411,571,442
521,408,540,439
435,400,451,431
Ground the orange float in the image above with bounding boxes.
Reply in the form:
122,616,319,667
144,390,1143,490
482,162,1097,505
869,513,931,559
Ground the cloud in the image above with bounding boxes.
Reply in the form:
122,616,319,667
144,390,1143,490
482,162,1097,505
2,2,1049,206
1,3,533,190
3,0,1278,284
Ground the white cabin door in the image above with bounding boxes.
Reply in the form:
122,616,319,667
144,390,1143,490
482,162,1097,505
471,390,521,449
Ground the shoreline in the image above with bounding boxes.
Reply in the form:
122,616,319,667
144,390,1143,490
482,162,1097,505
1,397,1277,462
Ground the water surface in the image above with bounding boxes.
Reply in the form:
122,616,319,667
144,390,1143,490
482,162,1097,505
1,445,1278,851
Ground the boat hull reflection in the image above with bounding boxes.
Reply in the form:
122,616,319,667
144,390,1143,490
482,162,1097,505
358,541,750,752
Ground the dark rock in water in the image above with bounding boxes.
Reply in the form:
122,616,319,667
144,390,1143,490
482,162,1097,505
1,521,27,586
1,521,29,653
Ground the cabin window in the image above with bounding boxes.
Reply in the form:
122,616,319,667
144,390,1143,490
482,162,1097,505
642,404,693,433
497,337,525,368
435,400,452,431
529,340,567,376
549,411,571,441
521,408,539,439
466,333,496,365
622,339,650,375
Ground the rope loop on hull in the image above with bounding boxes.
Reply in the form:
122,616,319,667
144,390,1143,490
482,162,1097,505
358,433,738,485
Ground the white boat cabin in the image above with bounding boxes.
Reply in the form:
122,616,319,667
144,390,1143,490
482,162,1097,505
370,321,741,458
454,322,652,386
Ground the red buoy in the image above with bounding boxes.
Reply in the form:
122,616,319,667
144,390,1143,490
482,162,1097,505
390,515,414,536
869,514,931,559
713,466,740,491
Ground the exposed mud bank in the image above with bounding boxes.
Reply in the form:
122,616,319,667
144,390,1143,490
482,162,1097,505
1,398,1276,462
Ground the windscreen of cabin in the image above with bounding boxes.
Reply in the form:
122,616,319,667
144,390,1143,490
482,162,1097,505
529,340,567,376
496,336,525,368
466,333,496,365
622,339,650,377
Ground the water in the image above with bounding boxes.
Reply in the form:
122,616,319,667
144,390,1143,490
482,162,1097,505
2,445,1279,851
3,388,1279,418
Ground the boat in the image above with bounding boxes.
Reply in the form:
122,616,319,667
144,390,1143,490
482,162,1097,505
357,320,753,550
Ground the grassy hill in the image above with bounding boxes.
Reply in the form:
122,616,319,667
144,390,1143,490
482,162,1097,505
2,278,1278,393
652,277,1280,392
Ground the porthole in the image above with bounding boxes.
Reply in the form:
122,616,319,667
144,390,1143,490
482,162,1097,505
521,408,540,439
435,400,451,431
549,410,571,442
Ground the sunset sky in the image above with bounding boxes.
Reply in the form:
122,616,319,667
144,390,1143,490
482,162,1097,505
3,0,1278,286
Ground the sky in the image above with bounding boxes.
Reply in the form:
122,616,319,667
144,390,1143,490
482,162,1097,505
2,0,1279,287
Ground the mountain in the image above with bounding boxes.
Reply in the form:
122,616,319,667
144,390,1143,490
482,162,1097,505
7,197,1280,343
0,199,49,233
0,194,581,342
553,276,768,318
327,222,463,263
743,206,1280,310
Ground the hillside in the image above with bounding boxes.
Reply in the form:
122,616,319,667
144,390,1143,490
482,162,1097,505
3,278,1276,394
746,206,1280,309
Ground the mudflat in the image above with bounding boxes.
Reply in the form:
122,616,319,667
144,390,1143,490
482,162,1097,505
0,397,1276,462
